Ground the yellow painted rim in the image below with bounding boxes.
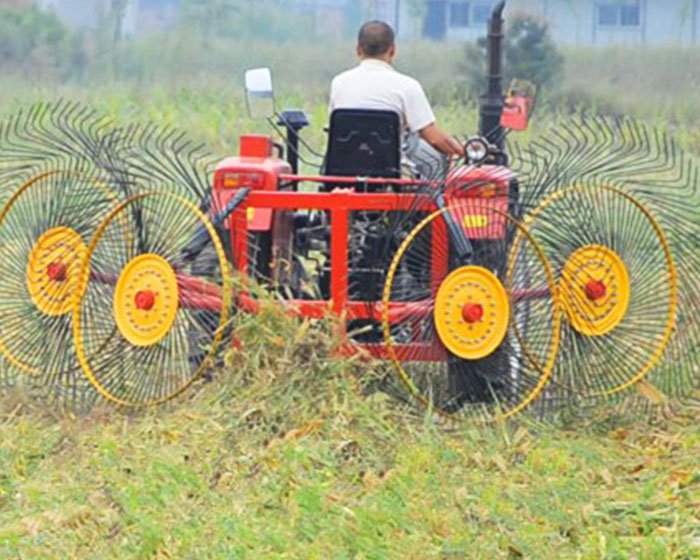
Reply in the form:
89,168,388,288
381,204,560,422
516,184,678,396
434,266,510,360
113,254,179,347
72,191,232,407
560,244,630,336
26,226,87,317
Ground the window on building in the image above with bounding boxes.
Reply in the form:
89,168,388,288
597,4,618,25
473,3,493,25
450,1,470,27
597,2,640,27
620,5,640,26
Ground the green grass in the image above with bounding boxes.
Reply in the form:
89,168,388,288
0,81,480,159
0,304,698,558
2,41,700,157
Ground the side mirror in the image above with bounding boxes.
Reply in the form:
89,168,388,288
244,67,275,119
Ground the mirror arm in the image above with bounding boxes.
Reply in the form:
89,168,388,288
277,110,310,178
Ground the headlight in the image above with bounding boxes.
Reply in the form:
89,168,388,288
465,137,489,163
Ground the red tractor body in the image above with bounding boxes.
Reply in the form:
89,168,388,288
212,136,514,361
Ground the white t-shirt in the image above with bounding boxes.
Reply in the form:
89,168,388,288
329,59,436,133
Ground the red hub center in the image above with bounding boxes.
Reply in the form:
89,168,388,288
462,303,484,324
134,290,156,311
47,261,67,282
585,280,607,301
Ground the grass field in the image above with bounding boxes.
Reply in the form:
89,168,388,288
1,41,699,157
0,303,698,559
1,38,699,559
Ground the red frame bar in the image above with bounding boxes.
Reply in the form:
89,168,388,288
346,342,447,361
278,173,433,187
245,190,436,211
224,188,557,361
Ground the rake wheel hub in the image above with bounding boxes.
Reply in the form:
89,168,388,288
134,290,156,311
434,266,510,360
585,279,607,301
47,261,68,282
26,227,87,316
114,254,179,347
561,245,630,337
462,303,484,323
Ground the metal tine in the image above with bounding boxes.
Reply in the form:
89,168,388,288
149,125,212,200
108,121,214,204
579,118,667,178
0,101,115,178
552,117,636,179
9,102,77,160
511,116,693,212
519,117,611,181
515,114,699,234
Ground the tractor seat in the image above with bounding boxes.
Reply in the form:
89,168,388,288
324,109,401,185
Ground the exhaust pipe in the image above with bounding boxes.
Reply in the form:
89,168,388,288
478,1,506,149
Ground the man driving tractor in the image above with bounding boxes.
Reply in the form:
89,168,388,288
329,21,464,178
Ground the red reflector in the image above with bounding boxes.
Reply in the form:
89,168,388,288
221,172,265,188
462,182,503,198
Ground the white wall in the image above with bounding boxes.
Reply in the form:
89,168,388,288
36,0,699,45
402,0,700,45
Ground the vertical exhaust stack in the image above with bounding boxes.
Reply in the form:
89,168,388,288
479,1,506,150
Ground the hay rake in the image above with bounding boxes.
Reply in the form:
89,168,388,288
510,116,700,410
0,3,697,423
0,102,221,411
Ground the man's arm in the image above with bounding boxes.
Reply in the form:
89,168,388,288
405,80,464,158
419,123,464,157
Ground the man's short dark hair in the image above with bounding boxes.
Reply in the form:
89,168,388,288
358,21,395,57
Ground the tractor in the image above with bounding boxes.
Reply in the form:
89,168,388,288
201,0,553,422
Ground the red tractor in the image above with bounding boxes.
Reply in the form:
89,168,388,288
202,1,552,422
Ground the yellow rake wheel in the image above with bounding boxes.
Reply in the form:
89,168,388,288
381,203,560,424
73,192,231,407
0,169,116,381
517,184,677,397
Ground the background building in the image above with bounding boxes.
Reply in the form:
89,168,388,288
33,0,177,34
423,0,700,45
32,0,700,45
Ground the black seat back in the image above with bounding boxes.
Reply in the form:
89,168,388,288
325,109,401,179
